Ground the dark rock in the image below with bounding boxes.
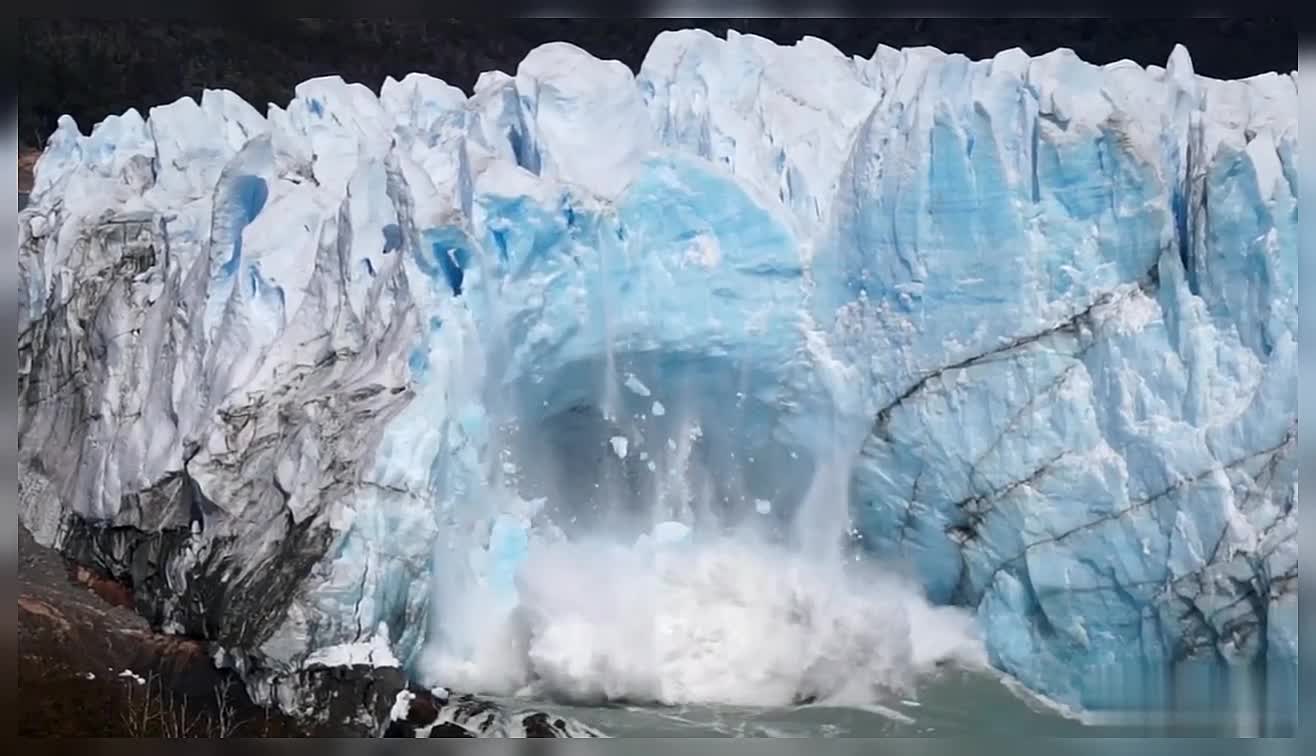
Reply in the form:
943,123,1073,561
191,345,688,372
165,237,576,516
406,691,439,726
382,721,416,738
429,722,476,738
521,712,559,738
246,662,409,736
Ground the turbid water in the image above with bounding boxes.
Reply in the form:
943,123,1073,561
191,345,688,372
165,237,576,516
501,660,1296,737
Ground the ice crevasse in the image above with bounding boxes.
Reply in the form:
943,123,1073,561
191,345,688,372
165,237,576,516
16,29,1297,714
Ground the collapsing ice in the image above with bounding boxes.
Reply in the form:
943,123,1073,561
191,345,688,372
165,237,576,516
15,28,1296,722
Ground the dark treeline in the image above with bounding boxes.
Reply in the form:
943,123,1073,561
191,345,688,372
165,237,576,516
18,18,1295,147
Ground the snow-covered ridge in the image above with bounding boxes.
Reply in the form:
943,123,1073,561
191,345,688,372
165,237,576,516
17,29,1296,716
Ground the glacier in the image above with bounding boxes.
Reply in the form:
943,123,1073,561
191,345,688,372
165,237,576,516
16,29,1297,717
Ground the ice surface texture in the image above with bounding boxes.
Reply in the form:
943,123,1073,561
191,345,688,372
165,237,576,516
17,29,1296,712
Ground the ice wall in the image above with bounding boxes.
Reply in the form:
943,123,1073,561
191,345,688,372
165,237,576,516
16,29,1296,713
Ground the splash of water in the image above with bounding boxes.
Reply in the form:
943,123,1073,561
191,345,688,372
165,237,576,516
416,382,987,707
415,264,984,707
421,526,985,707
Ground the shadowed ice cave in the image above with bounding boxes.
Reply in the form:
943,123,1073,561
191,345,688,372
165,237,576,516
499,352,819,542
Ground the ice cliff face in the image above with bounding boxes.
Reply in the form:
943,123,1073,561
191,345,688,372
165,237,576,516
17,29,1296,714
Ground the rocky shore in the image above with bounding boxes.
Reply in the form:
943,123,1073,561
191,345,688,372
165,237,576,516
16,525,602,737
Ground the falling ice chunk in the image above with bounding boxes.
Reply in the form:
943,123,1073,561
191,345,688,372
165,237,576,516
652,521,692,545
667,439,677,451
610,436,629,459
652,400,666,417
502,462,518,475
389,690,416,722
623,373,651,397
755,499,773,515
